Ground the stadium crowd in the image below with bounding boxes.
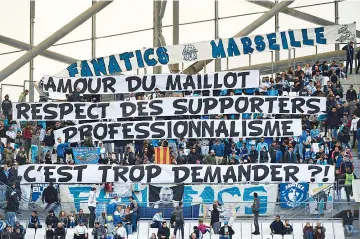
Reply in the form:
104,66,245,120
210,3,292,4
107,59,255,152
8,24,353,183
0,47,359,238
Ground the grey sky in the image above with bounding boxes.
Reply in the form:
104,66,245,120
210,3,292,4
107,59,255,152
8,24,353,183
0,0,359,100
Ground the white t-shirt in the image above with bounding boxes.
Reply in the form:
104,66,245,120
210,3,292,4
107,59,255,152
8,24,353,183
88,190,97,207
74,225,87,235
115,226,127,238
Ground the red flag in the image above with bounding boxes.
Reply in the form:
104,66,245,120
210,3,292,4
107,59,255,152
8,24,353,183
155,147,170,164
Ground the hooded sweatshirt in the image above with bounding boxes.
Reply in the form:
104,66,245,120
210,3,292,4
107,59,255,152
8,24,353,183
173,206,184,223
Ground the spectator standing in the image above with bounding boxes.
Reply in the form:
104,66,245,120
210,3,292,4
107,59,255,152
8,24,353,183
1,95,12,119
205,150,216,165
346,85,357,102
270,215,285,235
356,49,360,74
218,221,234,239
157,221,170,239
249,146,259,163
350,115,359,148
342,41,354,75
88,187,97,228
23,124,32,155
252,192,260,235
343,167,356,202
284,147,298,164
18,90,29,103
173,202,184,239
43,129,55,162
129,196,139,233
212,139,224,165
210,203,220,234
56,137,70,164
42,183,59,211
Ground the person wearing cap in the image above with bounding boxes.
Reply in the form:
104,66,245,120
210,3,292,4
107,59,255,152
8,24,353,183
114,221,127,239
13,221,25,238
204,150,216,165
218,221,234,239
92,222,106,238
54,222,66,239
342,41,354,75
74,220,88,239
45,210,59,228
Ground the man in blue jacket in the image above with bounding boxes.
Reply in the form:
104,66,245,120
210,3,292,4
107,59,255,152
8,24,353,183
56,137,70,164
212,139,224,165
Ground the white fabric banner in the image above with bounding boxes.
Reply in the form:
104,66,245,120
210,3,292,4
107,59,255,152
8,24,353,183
42,71,259,96
18,164,335,184
54,24,356,77
13,95,326,121
53,119,303,142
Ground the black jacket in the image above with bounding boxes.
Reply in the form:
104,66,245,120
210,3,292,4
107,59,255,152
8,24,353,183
270,220,285,235
54,226,66,237
343,213,354,226
1,100,12,112
45,215,59,228
187,152,200,164
219,226,235,237
210,208,220,226
42,185,58,204
44,134,55,147
346,89,357,102
157,226,170,239
6,195,18,212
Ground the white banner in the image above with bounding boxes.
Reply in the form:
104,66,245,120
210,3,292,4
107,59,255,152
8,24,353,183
13,96,326,121
55,24,356,77
53,119,302,142
18,164,335,184
42,71,259,96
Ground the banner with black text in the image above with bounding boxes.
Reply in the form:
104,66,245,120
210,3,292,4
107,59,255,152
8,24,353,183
53,119,302,143
42,71,259,97
55,24,356,77
18,164,335,184
13,96,326,121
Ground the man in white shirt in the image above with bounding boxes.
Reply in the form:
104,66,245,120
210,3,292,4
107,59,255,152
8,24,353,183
74,220,88,239
88,187,97,228
114,221,127,239
351,115,360,148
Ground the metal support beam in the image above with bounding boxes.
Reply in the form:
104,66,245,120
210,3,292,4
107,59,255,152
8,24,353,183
335,0,339,51
91,0,97,58
274,0,280,61
183,0,294,74
172,0,180,73
29,0,35,102
0,35,77,64
153,0,162,74
0,0,113,82
248,0,360,38
214,0,221,72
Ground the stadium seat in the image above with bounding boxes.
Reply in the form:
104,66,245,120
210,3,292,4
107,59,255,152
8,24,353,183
24,235,35,239
334,235,345,239
241,222,252,238
232,222,241,237
184,221,192,237
36,228,46,235
262,234,272,239
293,234,303,239
34,235,45,239
139,221,149,239
148,227,159,239
292,223,303,235
261,222,271,235
87,228,94,239
283,235,294,239
27,228,36,235
273,235,283,239
323,222,334,234
252,234,261,239
128,234,138,239
333,222,344,235
325,235,335,239
211,235,219,239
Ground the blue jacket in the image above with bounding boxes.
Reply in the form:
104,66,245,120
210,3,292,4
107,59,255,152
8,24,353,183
57,143,70,157
356,128,360,141
212,143,225,157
